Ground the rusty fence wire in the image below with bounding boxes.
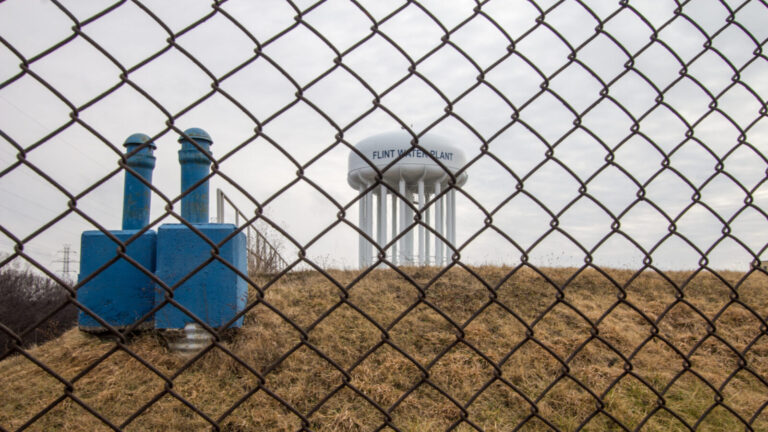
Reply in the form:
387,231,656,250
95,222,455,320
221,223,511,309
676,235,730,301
1,0,767,430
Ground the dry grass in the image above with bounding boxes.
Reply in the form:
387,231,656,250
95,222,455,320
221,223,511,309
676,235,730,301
1,266,767,431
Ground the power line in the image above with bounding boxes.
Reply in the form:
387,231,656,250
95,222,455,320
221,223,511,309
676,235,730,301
53,244,78,279
0,184,119,222
0,93,114,169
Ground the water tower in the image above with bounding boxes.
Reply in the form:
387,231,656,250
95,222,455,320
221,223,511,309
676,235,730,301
348,131,468,268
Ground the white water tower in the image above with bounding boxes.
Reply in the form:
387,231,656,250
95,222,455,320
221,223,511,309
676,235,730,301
348,131,468,268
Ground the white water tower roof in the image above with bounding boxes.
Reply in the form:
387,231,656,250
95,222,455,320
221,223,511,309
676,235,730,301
347,131,468,190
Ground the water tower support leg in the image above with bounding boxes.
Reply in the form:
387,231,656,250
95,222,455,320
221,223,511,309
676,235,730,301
399,179,407,264
358,187,365,269
418,179,425,266
425,196,431,265
449,189,456,250
391,192,397,265
446,189,453,258
406,192,414,264
435,181,443,265
366,188,374,266
378,183,387,265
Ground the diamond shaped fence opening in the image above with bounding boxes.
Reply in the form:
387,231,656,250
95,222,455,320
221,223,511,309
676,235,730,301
0,0,767,431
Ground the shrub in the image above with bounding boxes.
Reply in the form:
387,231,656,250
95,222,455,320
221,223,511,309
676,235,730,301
0,262,77,355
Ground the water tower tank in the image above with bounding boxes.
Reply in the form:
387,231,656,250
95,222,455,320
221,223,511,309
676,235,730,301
348,131,468,268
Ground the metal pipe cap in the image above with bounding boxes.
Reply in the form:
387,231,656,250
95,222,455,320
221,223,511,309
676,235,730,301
124,133,157,150
178,128,212,145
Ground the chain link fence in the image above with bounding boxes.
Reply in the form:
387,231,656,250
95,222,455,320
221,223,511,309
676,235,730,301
1,0,767,430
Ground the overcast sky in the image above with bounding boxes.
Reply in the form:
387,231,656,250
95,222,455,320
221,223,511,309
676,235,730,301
1,0,767,276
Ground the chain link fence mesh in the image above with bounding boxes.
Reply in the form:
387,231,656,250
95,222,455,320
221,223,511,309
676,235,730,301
1,0,767,430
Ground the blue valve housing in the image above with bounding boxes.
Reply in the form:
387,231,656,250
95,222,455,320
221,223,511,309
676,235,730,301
78,134,157,331
154,128,247,329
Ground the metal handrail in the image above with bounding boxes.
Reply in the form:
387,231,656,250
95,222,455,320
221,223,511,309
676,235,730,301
216,189,288,273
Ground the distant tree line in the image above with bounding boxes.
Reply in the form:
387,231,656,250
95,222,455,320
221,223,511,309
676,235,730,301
0,260,77,355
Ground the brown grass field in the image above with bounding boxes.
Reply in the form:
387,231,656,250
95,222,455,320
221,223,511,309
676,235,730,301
1,266,767,431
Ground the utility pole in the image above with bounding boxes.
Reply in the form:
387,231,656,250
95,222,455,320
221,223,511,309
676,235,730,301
54,244,78,280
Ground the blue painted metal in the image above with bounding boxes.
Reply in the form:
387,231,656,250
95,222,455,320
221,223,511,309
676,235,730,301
178,128,212,224
155,128,248,329
78,132,158,332
154,224,247,329
122,133,156,230
77,230,157,331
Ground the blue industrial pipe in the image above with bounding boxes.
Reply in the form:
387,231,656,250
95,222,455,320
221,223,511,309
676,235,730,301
122,133,157,230
178,128,213,224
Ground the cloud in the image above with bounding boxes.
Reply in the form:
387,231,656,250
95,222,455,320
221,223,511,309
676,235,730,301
0,0,765,274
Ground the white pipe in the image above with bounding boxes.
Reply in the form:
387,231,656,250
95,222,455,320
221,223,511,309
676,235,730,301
418,179,425,266
406,192,418,265
378,183,387,264
360,190,365,267
425,193,431,266
391,191,397,265
399,179,407,265
445,190,454,261
450,189,456,250
435,181,443,265
358,186,365,269
406,192,414,265
365,188,374,266
216,189,224,224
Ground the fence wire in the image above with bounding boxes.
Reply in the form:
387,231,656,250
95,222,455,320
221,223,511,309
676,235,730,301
1,0,767,431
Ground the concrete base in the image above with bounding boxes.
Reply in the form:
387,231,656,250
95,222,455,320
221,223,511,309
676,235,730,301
154,223,247,329
77,230,157,332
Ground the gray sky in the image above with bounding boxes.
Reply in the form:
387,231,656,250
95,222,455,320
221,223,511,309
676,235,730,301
1,0,767,275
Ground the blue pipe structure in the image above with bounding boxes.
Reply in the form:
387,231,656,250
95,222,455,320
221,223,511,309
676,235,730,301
77,133,158,332
178,128,212,223
122,133,157,230
154,127,247,329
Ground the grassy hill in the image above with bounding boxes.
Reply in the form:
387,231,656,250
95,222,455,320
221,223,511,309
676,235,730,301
1,266,767,431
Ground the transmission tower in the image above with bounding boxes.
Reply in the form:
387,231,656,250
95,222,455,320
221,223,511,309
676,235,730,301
54,244,79,280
